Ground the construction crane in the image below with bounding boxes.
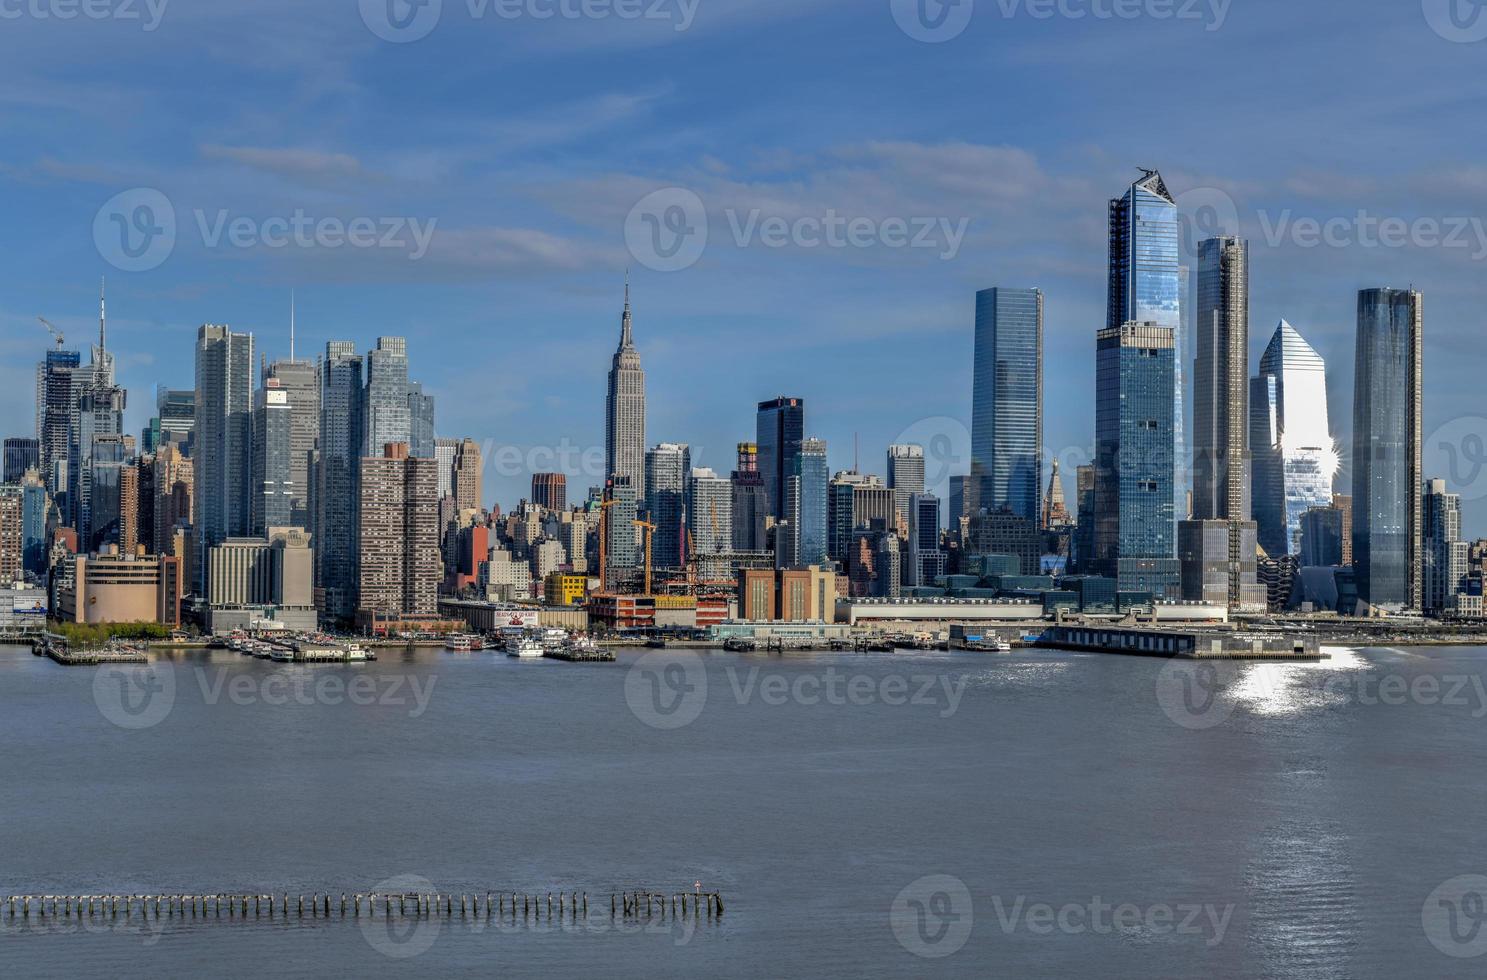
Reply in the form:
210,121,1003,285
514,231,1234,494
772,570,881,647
633,519,657,596
38,316,64,349
595,498,617,594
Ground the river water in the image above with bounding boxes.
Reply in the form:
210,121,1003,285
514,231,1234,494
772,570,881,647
2,642,1485,978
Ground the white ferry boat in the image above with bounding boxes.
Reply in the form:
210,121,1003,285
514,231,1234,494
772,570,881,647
541,628,568,650
445,633,483,652
506,635,544,658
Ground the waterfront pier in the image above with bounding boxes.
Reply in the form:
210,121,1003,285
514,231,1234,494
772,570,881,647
1038,624,1322,660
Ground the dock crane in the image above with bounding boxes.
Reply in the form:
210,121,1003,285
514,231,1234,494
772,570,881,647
38,316,64,349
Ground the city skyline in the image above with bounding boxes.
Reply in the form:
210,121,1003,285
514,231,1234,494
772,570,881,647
4,3,1485,535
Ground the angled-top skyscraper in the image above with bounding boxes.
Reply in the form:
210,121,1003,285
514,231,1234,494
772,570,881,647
605,280,646,488
1250,319,1334,558
1108,169,1186,522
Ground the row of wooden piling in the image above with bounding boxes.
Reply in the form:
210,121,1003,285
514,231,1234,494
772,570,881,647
615,891,724,918
1,890,723,920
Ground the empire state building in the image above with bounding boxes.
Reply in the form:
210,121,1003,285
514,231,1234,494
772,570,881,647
605,280,646,486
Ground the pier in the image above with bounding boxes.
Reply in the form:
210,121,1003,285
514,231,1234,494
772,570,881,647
1038,624,1321,660
543,648,616,663
30,634,147,666
0,888,723,922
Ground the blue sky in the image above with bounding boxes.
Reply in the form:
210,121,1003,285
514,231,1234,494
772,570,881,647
4,0,1487,531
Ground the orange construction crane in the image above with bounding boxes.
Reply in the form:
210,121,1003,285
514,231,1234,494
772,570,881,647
633,518,657,596
595,498,617,593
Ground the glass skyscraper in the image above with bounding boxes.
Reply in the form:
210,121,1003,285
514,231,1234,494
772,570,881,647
757,396,805,521
195,323,254,563
363,337,411,456
1249,320,1334,558
793,438,829,568
407,381,436,459
1352,288,1423,611
252,382,293,534
1093,321,1180,599
970,287,1042,521
644,443,690,569
316,341,364,621
37,347,80,498
1108,170,1186,522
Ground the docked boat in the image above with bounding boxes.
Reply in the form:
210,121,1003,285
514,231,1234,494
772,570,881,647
444,633,482,652
506,636,544,658
993,639,1013,653
723,637,757,652
343,644,371,662
566,635,601,654
644,637,667,649
268,647,295,662
541,627,569,650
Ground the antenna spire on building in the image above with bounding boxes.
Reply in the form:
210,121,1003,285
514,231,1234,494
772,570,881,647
98,276,106,354
290,289,296,361
619,272,634,350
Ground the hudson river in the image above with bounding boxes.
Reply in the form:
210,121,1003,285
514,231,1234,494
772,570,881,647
2,642,1485,978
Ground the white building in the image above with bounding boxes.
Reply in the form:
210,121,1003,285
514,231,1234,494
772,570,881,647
688,467,733,556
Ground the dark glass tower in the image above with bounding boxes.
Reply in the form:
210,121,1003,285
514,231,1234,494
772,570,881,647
756,396,805,521
316,341,365,621
1352,288,1423,611
970,287,1043,521
1093,321,1180,599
